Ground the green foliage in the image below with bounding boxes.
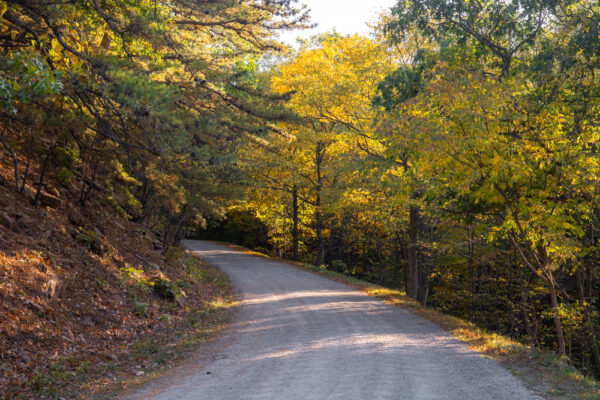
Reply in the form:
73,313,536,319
0,51,63,115
75,228,97,249
120,267,152,292
28,355,89,398
151,277,185,300
134,301,149,316
331,259,349,274
235,0,600,381
0,0,309,257
130,338,161,359
194,208,271,252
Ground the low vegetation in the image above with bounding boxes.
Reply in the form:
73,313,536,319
0,177,233,398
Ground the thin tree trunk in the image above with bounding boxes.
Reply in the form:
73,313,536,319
468,225,474,321
315,142,324,266
548,278,567,358
292,186,299,261
0,134,20,191
407,204,420,299
509,235,567,358
520,272,538,346
377,241,383,284
576,269,600,375
162,207,188,255
20,134,33,193
34,143,55,207
393,234,400,285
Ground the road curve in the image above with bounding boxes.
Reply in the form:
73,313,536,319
124,240,541,400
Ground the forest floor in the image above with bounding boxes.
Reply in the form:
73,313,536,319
0,172,234,399
222,243,600,400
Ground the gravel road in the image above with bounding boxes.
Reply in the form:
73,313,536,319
124,240,542,400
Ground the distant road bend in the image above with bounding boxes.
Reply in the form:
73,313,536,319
125,241,542,400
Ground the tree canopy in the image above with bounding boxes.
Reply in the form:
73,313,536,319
4,0,600,385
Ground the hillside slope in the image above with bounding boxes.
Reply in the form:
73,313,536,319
0,176,232,399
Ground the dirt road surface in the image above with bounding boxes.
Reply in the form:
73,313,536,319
123,240,542,400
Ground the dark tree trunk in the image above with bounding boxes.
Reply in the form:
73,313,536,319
292,186,299,261
520,272,538,346
315,202,323,265
407,204,420,299
0,134,20,191
510,236,567,358
161,207,188,255
377,241,383,284
20,134,33,193
34,143,55,207
468,225,474,321
393,233,401,285
576,269,600,375
315,141,324,266
548,278,567,358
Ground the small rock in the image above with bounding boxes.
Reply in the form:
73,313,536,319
91,237,106,253
69,212,86,227
43,276,61,299
15,214,32,231
46,186,61,197
0,212,14,229
148,261,161,271
135,370,145,376
113,221,125,231
22,186,36,203
40,192,63,209
175,295,186,307
81,316,94,327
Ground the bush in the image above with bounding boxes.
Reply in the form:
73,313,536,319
152,277,177,299
331,259,348,274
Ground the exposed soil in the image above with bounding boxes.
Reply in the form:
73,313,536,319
0,171,232,399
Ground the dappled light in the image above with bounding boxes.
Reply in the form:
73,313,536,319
125,241,541,400
3,0,600,398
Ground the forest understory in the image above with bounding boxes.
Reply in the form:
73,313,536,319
0,164,233,399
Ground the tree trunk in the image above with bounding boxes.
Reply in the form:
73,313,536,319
576,269,600,375
393,233,401,285
315,201,324,266
20,134,33,193
407,204,420,299
0,134,20,191
34,144,55,207
520,272,538,346
162,207,188,255
315,142,324,266
510,236,567,358
292,186,299,261
548,279,567,358
377,241,383,284
468,225,474,321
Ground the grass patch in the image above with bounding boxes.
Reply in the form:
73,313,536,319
222,242,600,400
27,355,91,399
